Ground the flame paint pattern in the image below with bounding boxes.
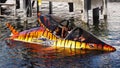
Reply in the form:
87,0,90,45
6,22,116,52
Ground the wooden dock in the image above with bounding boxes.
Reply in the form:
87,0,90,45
0,3,15,6
0,0,108,29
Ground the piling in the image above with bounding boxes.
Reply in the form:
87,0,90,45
37,0,39,12
0,0,7,15
68,2,74,12
49,1,53,14
16,0,20,9
93,7,99,27
24,19,28,30
103,0,107,20
24,0,32,17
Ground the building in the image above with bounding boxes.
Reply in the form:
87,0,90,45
41,0,107,25
0,0,107,25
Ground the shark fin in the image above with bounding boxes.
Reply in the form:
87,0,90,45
6,23,19,35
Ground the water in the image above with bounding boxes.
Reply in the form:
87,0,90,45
0,2,120,68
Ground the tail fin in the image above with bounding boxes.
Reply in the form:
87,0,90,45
6,23,19,35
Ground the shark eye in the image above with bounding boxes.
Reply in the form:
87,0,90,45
89,43,94,48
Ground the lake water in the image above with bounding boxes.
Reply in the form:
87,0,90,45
0,2,120,68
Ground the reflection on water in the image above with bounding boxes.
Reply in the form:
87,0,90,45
8,40,105,57
6,40,106,68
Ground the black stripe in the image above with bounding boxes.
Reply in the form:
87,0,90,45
64,40,66,48
27,32,30,41
34,30,37,38
55,39,57,46
24,32,27,40
46,30,48,38
51,33,53,40
80,41,82,49
70,41,72,48
75,41,76,50
102,44,104,50
42,28,46,36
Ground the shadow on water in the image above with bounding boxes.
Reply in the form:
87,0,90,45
5,40,113,68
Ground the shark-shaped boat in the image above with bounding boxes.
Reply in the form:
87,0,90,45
5,14,116,52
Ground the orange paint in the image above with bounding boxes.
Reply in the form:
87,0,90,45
6,21,116,52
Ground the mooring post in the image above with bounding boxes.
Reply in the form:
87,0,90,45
37,0,39,12
68,2,74,12
24,19,28,29
82,0,89,23
23,0,28,29
16,16,21,28
103,0,107,20
24,0,32,17
0,0,7,15
16,0,20,9
32,0,35,7
93,7,100,27
0,6,1,15
49,1,52,14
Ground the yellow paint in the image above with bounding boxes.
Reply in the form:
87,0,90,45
47,32,53,40
56,39,62,46
38,0,42,6
70,41,76,48
6,22,116,52
65,40,73,48
25,33,29,41
37,31,42,38
76,42,81,49
43,30,47,37
81,43,86,49
52,35,57,41
35,31,38,38
61,40,66,47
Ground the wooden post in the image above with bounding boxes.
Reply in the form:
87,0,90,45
16,0,20,9
32,0,35,7
68,2,74,12
0,0,7,15
16,16,23,29
37,0,39,12
83,0,89,23
87,0,91,24
103,0,107,20
24,0,32,17
93,7,99,27
24,19,28,30
0,6,1,15
49,1,52,14
23,0,28,29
